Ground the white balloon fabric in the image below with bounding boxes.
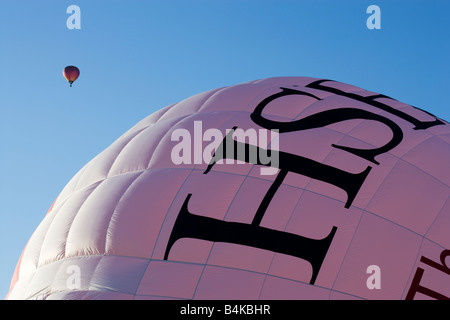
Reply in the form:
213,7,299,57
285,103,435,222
6,77,450,300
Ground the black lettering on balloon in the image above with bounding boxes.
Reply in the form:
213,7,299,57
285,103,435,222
164,81,443,287
164,194,337,285
305,79,445,130
164,126,367,284
250,87,404,165
205,127,372,209
252,169,288,227
406,250,450,300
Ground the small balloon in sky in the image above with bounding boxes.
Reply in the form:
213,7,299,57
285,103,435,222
63,66,80,87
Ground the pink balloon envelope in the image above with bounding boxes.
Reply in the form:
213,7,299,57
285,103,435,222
6,77,450,300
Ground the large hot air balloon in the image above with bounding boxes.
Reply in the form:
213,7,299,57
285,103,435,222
6,77,450,300
63,66,80,87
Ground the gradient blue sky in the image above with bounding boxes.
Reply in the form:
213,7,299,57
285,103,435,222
0,0,449,298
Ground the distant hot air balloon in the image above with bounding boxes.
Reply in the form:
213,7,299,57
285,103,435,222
6,77,450,300
63,66,80,87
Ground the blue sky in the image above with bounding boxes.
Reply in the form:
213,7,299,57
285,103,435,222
0,0,448,298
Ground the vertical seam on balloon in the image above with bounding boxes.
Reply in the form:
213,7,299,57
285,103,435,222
70,165,89,200
327,156,400,298
142,87,250,297
7,226,50,299
152,88,262,299
19,217,61,297
35,179,105,264
103,170,146,255
242,84,285,113
257,89,362,299
189,87,281,299
23,181,102,298
61,180,105,261
132,167,197,298
191,170,254,299
329,150,396,295
326,211,366,300
422,195,450,245
189,120,277,298
195,86,228,113
82,255,103,297
137,103,177,127
397,135,449,187
156,103,177,121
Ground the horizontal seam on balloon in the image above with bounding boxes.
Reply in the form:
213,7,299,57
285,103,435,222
88,256,128,294
50,163,446,243
133,293,190,300
234,169,449,249
30,253,152,270
30,189,448,272
28,254,367,300
204,262,367,300
26,225,446,301
398,134,449,186
435,133,450,146
25,256,84,300
22,254,150,299
58,164,443,241
104,126,152,179
121,257,370,300
34,180,104,273
71,128,147,194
